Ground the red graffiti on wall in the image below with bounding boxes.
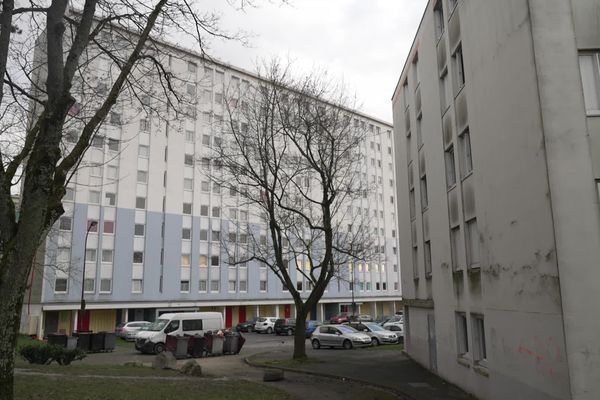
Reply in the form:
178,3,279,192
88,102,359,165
518,336,562,378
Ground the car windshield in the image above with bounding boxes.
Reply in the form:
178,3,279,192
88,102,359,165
257,317,267,322
365,323,385,331
337,325,358,334
146,319,169,332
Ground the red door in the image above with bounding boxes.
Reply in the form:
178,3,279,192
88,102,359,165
77,310,90,332
284,304,291,318
239,306,246,323
225,306,233,328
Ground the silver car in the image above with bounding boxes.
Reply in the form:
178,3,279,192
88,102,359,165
311,324,372,350
348,322,398,345
116,321,151,341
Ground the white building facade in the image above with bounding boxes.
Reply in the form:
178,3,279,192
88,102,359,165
393,1,600,400
22,29,402,336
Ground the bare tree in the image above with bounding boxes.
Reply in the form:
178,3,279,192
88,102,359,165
212,61,375,360
0,1,251,398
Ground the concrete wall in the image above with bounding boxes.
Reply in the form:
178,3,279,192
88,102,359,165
392,1,589,399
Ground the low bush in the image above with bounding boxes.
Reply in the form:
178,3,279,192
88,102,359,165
19,343,86,365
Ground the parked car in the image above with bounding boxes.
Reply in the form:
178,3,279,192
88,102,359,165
254,317,277,334
348,322,398,345
311,324,372,349
329,313,351,324
382,314,404,329
305,320,322,338
236,317,259,333
349,314,373,322
385,324,404,342
116,321,151,341
274,318,296,336
374,315,391,325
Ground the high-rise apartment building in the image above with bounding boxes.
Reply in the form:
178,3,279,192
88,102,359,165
393,1,600,399
21,27,401,337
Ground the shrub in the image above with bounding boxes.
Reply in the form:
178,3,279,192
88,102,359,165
19,343,86,365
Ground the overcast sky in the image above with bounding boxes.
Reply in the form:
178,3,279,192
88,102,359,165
196,0,428,122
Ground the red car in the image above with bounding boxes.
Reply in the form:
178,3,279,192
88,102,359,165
329,313,351,324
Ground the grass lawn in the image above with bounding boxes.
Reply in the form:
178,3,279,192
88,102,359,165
366,343,404,351
15,375,291,400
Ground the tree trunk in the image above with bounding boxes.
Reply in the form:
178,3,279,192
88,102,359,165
293,307,309,360
0,246,38,400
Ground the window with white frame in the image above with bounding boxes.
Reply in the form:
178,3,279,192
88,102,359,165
259,266,268,291
137,170,148,183
471,314,487,364
579,52,600,114
89,190,101,204
434,0,444,40
465,218,480,269
102,249,113,263
180,280,190,292
134,223,145,236
59,216,72,231
135,197,146,209
459,130,473,178
138,145,149,158
132,279,143,293
456,312,469,357
228,267,237,292
453,44,465,91
445,144,457,188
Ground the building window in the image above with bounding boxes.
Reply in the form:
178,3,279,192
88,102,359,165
103,220,114,234
440,70,450,111
259,267,268,291
228,267,237,292
471,314,487,364
199,229,208,241
210,280,219,292
424,241,432,277
107,138,119,152
132,279,143,293
184,178,193,191
138,145,149,158
459,130,473,177
91,135,103,148
465,218,480,269
105,192,116,206
453,45,465,90
188,61,197,73
420,176,428,210
579,52,600,114
184,154,194,166
134,223,145,236
135,197,146,209
183,203,192,215
87,219,98,232
133,251,144,264
412,247,419,278
182,228,192,240
186,84,196,97
100,278,112,293
198,279,207,292
109,112,121,125
200,181,210,192
434,0,444,40
450,226,461,271
102,249,113,263
140,119,149,132
456,312,469,357
107,166,118,180
211,255,219,266
84,278,95,293
185,130,194,142
89,190,101,204
85,248,97,262
200,205,209,216
137,170,148,183
54,278,68,293
445,145,457,188
211,230,220,242
409,189,416,220
180,280,190,292
212,207,220,218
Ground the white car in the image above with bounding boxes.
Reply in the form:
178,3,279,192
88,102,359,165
254,317,277,334
383,315,404,329
116,321,151,341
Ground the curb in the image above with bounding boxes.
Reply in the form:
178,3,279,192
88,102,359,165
244,352,417,400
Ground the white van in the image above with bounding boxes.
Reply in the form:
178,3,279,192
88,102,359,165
135,312,223,354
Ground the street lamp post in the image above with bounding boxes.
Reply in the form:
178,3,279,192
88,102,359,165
78,220,97,332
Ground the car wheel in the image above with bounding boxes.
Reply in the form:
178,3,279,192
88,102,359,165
343,340,353,350
371,338,380,346
154,343,165,354
312,339,321,349
287,329,293,336
266,327,273,334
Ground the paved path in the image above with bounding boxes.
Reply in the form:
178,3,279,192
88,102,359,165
71,333,475,400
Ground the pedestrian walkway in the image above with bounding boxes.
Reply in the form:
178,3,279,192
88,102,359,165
246,348,476,400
